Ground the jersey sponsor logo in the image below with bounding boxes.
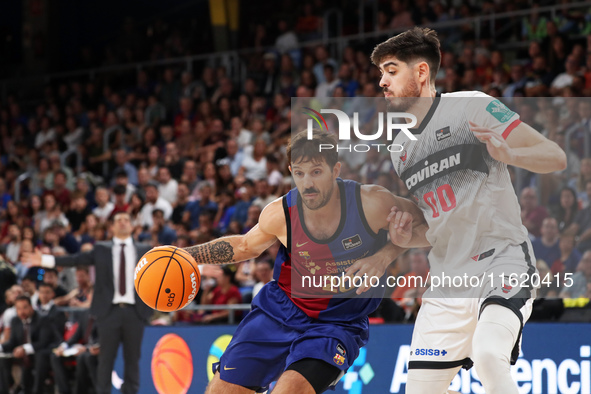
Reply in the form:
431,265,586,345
471,248,495,262
337,343,347,356
333,353,345,365
400,150,408,163
342,234,362,250
400,145,489,193
435,126,451,141
412,348,447,356
296,241,309,248
486,99,516,123
223,365,236,371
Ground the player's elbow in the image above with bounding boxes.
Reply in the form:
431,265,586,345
556,150,567,171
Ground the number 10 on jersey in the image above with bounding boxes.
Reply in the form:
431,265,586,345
423,184,456,218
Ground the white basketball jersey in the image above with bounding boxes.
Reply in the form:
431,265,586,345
391,91,529,277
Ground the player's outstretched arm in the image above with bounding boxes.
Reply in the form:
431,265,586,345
183,198,285,265
470,121,567,174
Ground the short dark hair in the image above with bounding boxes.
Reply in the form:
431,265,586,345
15,295,31,305
38,282,54,292
371,27,441,83
113,184,126,195
287,129,338,168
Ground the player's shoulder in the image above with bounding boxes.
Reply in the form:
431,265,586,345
359,184,396,213
259,197,287,236
441,90,491,99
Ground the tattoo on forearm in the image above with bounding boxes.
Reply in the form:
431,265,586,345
184,241,235,265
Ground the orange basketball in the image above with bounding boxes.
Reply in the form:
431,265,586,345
151,334,193,394
134,246,201,312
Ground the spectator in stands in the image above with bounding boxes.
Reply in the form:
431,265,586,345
242,205,262,234
552,187,579,232
252,259,273,299
532,217,561,266
560,250,591,298
223,139,245,177
171,182,190,225
239,138,268,181
550,55,581,96
140,208,177,246
51,313,100,394
0,295,54,393
312,46,338,85
55,265,94,308
37,194,69,235
503,64,528,98
157,166,178,205
51,170,72,208
92,187,114,224
113,149,139,187
232,180,255,226
315,64,340,102
0,285,22,342
4,224,21,264
184,184,217,230
214,190,236,235
44,268,68,298
252,180,277,210
36,282,66,341
163,141,184,180
275,19,299,54
198,265,242,324
139,182,173,229
67,192,92,233
390,0,414,29
111,184,130,217
520,187,548,238
552,233,582,275
565,181,591,252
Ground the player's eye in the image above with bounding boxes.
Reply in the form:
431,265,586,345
389,71,396,75
313,170,321,175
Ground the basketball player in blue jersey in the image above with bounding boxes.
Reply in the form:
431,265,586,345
369,27,567,393
183,130,428,394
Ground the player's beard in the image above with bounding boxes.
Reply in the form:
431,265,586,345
300,182,335,211
385,78,421,112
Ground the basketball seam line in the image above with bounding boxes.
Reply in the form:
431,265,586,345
175,247,185,310
137,255,174,303
155,249,177,309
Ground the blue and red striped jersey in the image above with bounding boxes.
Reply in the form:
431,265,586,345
270,178,388,321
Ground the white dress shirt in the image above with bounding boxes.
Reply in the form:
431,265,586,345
112,237,136,305
41,237,137,304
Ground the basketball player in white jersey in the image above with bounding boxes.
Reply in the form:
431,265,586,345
371,28,566,393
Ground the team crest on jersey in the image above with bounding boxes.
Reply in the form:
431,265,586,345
435,126,451,141
342,234,362,250
333,354,345,366
299,251,310,259
486,100,515,123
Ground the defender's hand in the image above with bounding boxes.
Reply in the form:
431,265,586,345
470,121,515,164
387,206,413,247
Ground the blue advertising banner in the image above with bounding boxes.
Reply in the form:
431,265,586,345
112,323,591,393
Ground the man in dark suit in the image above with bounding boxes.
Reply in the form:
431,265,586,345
50,313,99,394
36,283,67,342
0,295,54,394
25,212,152,394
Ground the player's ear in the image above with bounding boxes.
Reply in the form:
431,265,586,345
288,165,292,174
416,61,430,84
333,162,341,178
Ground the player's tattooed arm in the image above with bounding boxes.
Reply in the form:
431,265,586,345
183,199,283,264
184,239,236,265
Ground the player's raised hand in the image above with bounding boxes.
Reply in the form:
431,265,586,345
345,248,392,295
22,249,43,268
387,206,413,246
469,121,515,164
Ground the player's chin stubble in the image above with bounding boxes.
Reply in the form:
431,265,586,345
385,79,421,112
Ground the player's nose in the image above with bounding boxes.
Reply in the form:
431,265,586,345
379,75,389,88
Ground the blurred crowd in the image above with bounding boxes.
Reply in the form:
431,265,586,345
0,2,590,338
